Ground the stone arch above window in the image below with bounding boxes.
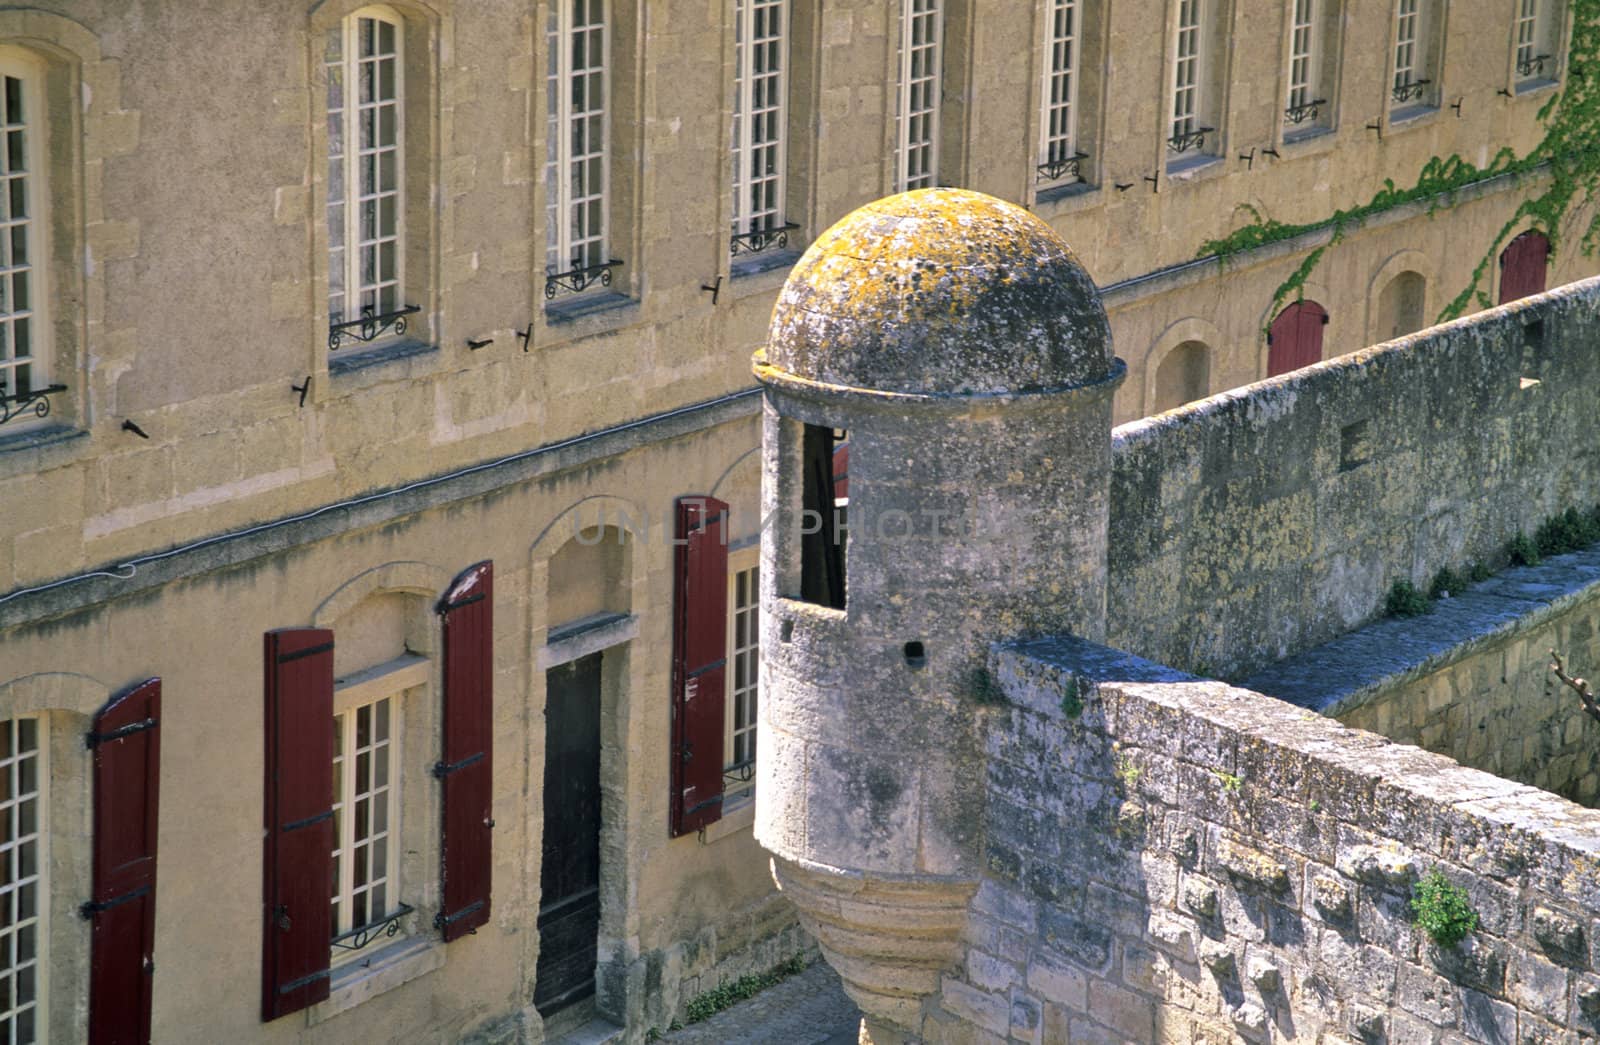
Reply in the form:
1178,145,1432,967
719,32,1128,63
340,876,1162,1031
309,0,443,368
1142,316,1222,415
1365,249,1434,344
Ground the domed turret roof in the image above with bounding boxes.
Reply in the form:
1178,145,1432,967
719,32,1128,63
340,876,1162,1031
762,188,1112,396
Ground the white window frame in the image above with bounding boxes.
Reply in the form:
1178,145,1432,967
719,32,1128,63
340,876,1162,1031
545,0,612,291
0,714,47,1045
724,550,760,806
1514,0,1556,81
325,6,407,338
330,656,425,962
0,51,50,425
1037,0,1082,188
731,0,790,256
1391,0,1429,99
1287,0,1319,112
895,0,942,192
1169,0,1207,146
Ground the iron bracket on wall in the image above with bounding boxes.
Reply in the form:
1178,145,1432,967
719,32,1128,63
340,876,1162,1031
121,419,150,439
701,275,723,305
0,384,66,428
1451,98,1464,116
545,259,623,299
1036,152,1089,183
291,376,311,407
467,337,494,351
730,222,799,258
1143,172,1160,192
85,716,158,748
1391,79,1432,105
1114,182,1134,192
1366,120,1384,140
331,903,415,952
515,323,533,352
328,304,421,350
1166,127,1215,154
1284,99,1327,125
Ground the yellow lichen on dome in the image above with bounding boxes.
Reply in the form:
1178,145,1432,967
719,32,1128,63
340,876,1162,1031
761,188,1112,397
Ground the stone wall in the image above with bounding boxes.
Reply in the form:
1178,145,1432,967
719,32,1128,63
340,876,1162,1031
1245,547,1600,807
1106,276,1600,681
925,636,1600,1043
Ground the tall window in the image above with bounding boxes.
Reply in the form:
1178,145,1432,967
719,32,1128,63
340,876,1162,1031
895,0,942,192
545,0,613,297
1515,0,1557,82
1390,0,1438,109
724,559,760,805
1168,0,1211,156
331,696,401,950
731,0,791,259
326,8,407,343
0,715,45,1044
1287,0,1318,112
0,55,49,424
1037,0,1082,188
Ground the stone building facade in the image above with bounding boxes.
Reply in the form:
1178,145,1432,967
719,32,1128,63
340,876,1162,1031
755,189,1600,1043
0,0,1591,1043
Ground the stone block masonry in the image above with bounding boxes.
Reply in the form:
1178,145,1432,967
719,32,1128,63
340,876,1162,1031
921,636,1600,1043
1106,279,1600,682
1247,546,1600,806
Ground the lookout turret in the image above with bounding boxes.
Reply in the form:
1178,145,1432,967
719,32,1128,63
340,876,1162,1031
753,188,1125,1041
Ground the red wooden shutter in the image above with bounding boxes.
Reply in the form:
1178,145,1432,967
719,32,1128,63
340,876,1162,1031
671,496,729,836
1267,300,1327,377
1499,230,1550,304
261,629,335,1021
85,678,161,1045
437,561,495,942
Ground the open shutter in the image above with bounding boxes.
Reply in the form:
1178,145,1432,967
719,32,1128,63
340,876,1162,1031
671,496,729,836
261,628,335,1021
85,678,161,1045
437,561,494,942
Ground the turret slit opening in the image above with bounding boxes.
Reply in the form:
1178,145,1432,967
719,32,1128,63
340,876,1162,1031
798,424,847,609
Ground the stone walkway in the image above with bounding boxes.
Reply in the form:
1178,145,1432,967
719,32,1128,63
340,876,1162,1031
656,959,861,1044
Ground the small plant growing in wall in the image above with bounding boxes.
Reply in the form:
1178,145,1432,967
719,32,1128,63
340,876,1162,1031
1429,566,1467,600
1385,578,1431,618
967,666,1007,707
1410,870,1478,947
1114,754,1143,790
1211,768,1244,795
1507,532,1541,567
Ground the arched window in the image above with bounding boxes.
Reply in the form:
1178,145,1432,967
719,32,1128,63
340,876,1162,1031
1154,340,1209,410
1375,271,1426,341
1267,300,1327,376
1499,229,1550,304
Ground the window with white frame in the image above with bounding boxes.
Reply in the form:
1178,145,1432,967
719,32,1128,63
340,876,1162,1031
724,555,759,805
331,693,403,954
731,0,792,260
1514,0,1557,82
1037,0,1083,187
325,7,414,350
1390,0,1437,108
895,0,942,192
0,53,54,429
0,714,45,1045
1167,0,1216,157
545,0,616,299
1286,0,1321,117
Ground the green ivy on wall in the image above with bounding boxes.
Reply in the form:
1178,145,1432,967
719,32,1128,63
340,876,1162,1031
1198,0,1600,326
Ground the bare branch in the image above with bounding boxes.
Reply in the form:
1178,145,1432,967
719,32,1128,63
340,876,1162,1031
1550,648,1600,726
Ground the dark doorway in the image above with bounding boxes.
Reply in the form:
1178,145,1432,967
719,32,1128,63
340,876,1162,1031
535,652,603,1016
1499,229,1550,304
1267,300,1328,377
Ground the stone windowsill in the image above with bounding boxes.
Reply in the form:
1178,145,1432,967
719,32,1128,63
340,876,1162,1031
701,797,756,844
1387,102,1439,130
1515,76,1559,96
1034,179,1098,213
1281,124,1335,150
308,934,446,1024
731,248,801,282
1164,153,1224,182
543,289,637,327
327,338,439,386
0,422,88,481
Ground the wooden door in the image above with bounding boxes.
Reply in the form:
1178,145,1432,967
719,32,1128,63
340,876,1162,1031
1499,230,1550,304
535,652,603,1015
1267,300,1327,377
